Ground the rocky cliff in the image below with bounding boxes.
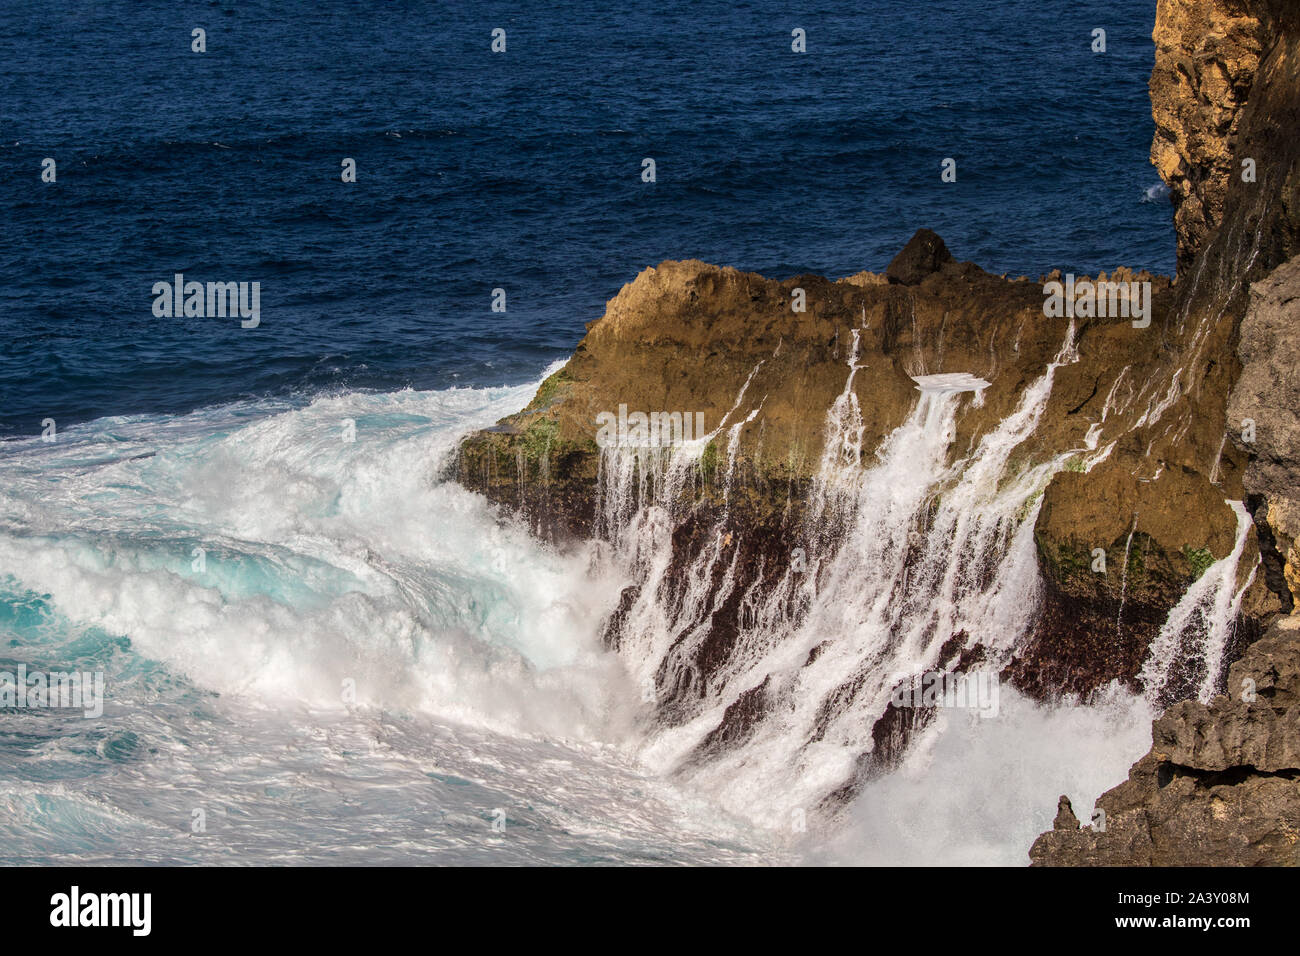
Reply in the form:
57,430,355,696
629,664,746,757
1228,256,1300,613
1149,0,1267,274
1030,616,1300,865
1030,0,1300,864
453,0,1298,827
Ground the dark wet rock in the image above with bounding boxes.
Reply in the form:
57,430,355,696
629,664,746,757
1030,616,1300,865
885,228,955,285
1013,458,1253,702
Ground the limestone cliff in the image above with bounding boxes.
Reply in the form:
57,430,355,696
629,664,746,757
1030,616,1300,865
1149,0,1267,273
454,0,1297,821
1030,0,1300,865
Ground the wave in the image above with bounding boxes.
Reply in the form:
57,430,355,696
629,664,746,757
0,354,1243,864
1141,182,1172,203
0,367,783,863
0,365,635,740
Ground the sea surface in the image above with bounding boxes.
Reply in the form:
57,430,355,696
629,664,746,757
3,0,1172,436
0,0,1169,864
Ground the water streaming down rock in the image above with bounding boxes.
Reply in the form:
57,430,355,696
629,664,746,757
456,241,1279,836
1138,500,1259,705
1115,516,1138,638
585,324,1097,824
591,364,767,707
439,0,1298,858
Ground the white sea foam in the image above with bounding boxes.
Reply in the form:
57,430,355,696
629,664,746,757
814,685,1155,865
0,347,1245,865
0,369,774,863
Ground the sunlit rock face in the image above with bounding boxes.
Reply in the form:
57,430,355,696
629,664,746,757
1031,0,1300,866
1150,0,1267,274
454,0,1298,823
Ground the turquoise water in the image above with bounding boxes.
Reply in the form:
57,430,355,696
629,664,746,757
0,375,777,864
1,0,1172,864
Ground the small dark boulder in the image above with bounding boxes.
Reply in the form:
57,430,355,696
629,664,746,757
885,228,954,285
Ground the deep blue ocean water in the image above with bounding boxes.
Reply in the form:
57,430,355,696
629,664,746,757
2,0,1171,437
0,0,1180,865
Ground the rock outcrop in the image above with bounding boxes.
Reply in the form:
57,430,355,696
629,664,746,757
884,228,955,285
452,0,1296,819
1029,0,1300,863
1030,616,1300,865
1149,0,1267,273
1053,795,1081,832
1019,0,1300,703
454,252,1257,703
1228,256,1300,611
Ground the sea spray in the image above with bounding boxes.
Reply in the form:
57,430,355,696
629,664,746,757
0,369,775,864
813,685,1155,865
598,325,1087,827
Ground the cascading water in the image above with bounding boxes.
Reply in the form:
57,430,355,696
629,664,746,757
592,323,1123,829
1138,500,1259,705
0,343,1261,864
0,370,777,864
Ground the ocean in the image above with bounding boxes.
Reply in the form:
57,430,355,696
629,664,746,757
1,0,1170,864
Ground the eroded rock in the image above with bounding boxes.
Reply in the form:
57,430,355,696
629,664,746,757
1228,256,1300,609
452,0,1296,815
1030,616,1300,865
1150,0,1266,271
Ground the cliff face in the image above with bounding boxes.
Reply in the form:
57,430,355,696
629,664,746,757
1030,617,1300,866
1021,0,1300,705
1149,0,1266,274
1029,0,1300,865
454,0,1297,819
1228,257,1300,613
458,240,1146,544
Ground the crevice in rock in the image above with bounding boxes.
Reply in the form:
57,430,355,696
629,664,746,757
1066,375,1100,415
1157,760,1300,789
1248,493,1294,613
